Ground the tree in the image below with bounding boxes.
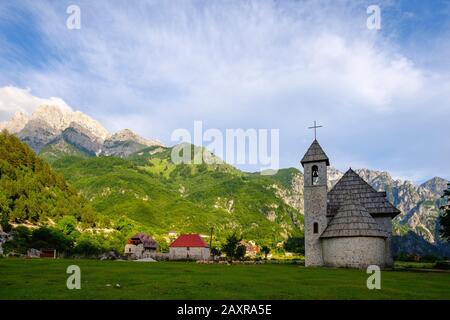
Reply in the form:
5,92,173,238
261,245,271,260
211,247,221,260
0,193,12,232
56,216,80,242
3,226,31,254
283,236,305,255
30,227,72,252
440,182,450,241
235,244,246,261
221,233,242,263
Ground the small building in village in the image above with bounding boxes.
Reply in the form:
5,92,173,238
169,234,210,260
124,233,158,260
241,240,260,257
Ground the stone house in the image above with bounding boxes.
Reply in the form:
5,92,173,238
124,233,158,260
241,240,260,257
301,139,400,269
169,234,210,260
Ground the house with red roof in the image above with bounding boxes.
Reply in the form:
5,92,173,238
169,234,210,260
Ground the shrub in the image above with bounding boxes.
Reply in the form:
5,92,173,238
283,236,305,255
434,260,450,270
3,226,31,254
30,227,72,252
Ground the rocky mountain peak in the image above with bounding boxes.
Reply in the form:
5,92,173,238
1,103,110,144
0,111,29,133
108,128,163,147
421,177,449,196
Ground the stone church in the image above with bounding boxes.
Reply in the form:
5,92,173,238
301,139,400,269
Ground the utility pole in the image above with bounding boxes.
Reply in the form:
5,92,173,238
209,226,214,259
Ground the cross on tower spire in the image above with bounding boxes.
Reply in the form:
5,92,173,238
308,120,323,140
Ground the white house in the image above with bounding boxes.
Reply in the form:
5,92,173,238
169,234,210,260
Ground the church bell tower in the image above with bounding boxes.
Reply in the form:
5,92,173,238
301,138,330,267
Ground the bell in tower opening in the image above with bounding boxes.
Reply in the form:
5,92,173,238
312,165,319,185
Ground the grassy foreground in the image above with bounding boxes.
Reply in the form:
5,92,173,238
0,259,449,300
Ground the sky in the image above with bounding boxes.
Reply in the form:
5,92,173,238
0,0,449,183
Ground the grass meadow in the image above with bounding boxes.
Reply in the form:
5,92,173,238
0,259,449,300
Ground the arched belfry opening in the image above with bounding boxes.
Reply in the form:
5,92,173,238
312,165,319,185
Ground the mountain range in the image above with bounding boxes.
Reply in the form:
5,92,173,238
0,105,163,158
1,104,449,256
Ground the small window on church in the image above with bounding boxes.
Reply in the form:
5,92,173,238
312,165,319,185
313,222,318,234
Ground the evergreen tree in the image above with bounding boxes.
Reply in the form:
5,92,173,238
440,182,450,241
261,245,270,260
222,233,246,262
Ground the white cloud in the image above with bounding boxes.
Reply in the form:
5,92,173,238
0,86,72,120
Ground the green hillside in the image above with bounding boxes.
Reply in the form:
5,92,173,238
51,144,303,245
0,131,97,229
39,139,93,164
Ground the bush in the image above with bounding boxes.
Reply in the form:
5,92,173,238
0,212,12,232
3,226,31,254
283,236,304,255
30,227,72,252
74,236,102,256
421,254,440,262
434,260,450,270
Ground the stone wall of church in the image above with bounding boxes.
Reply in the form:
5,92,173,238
322,236,386,269
374,217,394,267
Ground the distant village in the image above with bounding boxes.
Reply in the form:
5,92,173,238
16,230,267,262
124,232,262,262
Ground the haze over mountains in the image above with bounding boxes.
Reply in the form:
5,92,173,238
1,103,449,256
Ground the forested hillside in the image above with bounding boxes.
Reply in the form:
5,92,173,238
0,131,98,230
50,145,304,245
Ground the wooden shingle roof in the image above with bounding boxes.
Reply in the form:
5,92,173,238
327,169,401,218
321,194,389,239
301,139,330,166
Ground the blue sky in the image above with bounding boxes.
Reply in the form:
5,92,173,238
0,0,449,183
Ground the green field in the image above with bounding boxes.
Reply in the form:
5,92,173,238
0,259,449,300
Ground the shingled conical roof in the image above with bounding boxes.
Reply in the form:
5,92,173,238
321,194,388,239
301,139,330,166
327,169,400,218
